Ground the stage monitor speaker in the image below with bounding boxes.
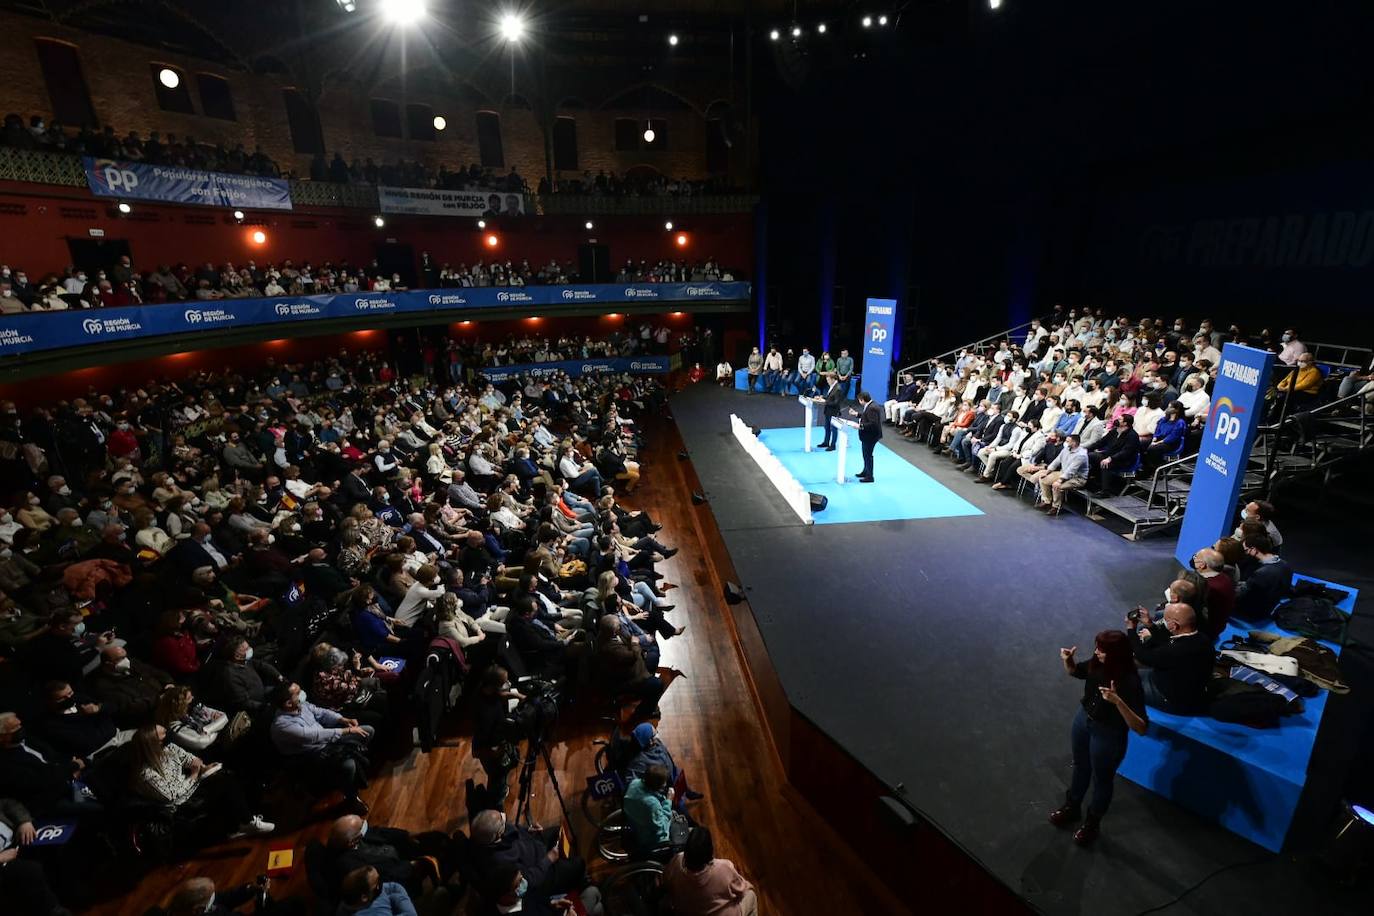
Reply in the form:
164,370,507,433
578,243,611,283
724,581,746,604
809,492,828,512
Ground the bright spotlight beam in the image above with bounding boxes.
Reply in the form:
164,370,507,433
381,0,427,26
500,12,525,42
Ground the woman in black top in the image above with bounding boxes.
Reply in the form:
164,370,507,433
1051,630,1149,846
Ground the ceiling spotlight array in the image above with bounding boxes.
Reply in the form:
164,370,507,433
774,13,893,39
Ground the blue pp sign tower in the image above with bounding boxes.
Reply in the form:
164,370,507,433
861,298,898,399
1174,343,1274,567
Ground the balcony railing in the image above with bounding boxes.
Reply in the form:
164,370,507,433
0,146,757,215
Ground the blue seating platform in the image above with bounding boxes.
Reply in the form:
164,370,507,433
1117,574,1355,852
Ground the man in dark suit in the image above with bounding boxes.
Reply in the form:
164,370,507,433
1089,417,1141,494
853,391,883,482
1128,602,1213,713
813,372,845,451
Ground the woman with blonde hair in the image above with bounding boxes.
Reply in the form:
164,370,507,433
155,684,228,753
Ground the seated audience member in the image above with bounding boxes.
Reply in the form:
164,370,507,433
468,808,587,899
622,764,680,857
0,794,66,916
155,684,228,754
337,866,416,916
199,636,283,719
33,679,119,759
87,646,170,729
663,826,758,916
1037,433,1088,516
161,876,288,916
1233,534,1292,621
127,724,274,839
477,862,603,916
1189,548,1236,637
1232,500,1282,550
1127,603,1212,714
268,682,374,815
324,814,447,899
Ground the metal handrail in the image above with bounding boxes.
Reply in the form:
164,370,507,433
1307,340,1374,371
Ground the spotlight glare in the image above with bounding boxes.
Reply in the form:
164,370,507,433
477,219,486,229
879,14,888,25
380,0,427,26
251,230,267,245
117,202,132,214
664,220,673,230
668,34,679,46
158,67,180,89
233,209,245,221
485,233,499,248
335,0,356,10
584,220,594,230
862,15,872,27
433,115,447,131
643,127,656,143
373,216,385,228
818,23,827,34
675,233,688,247
499,12,525,42
989,0,1003,7
791,25,802,37
769,28,780,41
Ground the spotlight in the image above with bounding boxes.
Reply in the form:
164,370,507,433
668,33,679,46
117,202,132,214
335,0,356,10
373,215,385,228
664,220,673,231
251,230,267,245
675,233,688,247
791,25,802,37
158,67,180,89
643,126,656,143
233,209,245,221
989,0,1003,7
485,233,499,248
477,219,486,229
381,0,427,25
862,15,872,27
769,28,779,40
433,115,447,131
817,23,827,34
499,12,525,42
878,14,888,25
584,220,594,230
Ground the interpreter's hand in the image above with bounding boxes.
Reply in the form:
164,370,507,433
1099,682,1122,706
1060,646,1077,663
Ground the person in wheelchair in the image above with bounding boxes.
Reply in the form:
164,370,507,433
621,765,689,862
618,723,702,808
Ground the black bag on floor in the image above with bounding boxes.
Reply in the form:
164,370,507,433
809,492,828,512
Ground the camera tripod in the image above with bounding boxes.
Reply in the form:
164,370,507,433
514,731,578,848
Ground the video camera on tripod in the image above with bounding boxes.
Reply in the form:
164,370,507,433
510,676,562,740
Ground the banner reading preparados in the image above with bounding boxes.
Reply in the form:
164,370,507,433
1174,342,1274,567
860,298,898,400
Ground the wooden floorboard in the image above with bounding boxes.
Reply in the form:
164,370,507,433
86,409,908,916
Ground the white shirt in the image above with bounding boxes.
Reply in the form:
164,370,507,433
1179,387,1211,419
395,581,445,627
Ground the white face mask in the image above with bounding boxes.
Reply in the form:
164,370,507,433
115,657,131,672
296,688,308,705
1164,587,1174,604
242,647,254,661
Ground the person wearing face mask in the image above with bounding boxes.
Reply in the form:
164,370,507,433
22,610,108,687
32,679,120,760
86,646,169,728
16,493,55,534
1277,327,1307,366
198,636,283,719
469,809,588,903
324,814,453,901
1126,602,1213,714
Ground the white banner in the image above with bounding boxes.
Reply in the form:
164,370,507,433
377,186,527,217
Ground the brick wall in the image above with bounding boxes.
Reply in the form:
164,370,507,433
0,12,734,185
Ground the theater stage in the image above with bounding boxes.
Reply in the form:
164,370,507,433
671,383,1371,916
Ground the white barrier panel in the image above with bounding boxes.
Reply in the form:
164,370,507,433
729,415,814,525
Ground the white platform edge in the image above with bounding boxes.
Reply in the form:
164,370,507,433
729,414,815,525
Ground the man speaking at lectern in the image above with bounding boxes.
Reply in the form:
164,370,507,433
854,391,883,482
814,371,845,451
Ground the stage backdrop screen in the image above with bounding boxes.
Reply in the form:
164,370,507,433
861,298,898,400
1174,342,1274,567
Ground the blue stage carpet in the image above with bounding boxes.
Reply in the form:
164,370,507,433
1118,574,1356,852
755,426,983,525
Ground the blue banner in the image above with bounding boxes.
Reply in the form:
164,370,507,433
479,355,674,381
1174,343,1274,566
0,283,750,357
860,298,898,399
83,157,293,211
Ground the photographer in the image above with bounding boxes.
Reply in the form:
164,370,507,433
472,666,524,804
1127,603,1212,714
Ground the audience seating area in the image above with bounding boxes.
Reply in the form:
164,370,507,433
0,340,762,915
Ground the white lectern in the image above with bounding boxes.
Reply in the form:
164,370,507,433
832,417,859,484
798,396,820,451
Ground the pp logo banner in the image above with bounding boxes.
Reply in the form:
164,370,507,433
869,321,888,344
184,310,204,324
96,164,140,192
585,772,625,800
1208,398,1245,446
81,318,104,335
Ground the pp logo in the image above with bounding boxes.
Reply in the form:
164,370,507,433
496,291,511,302
184,310,204,324
1209,398,1245,447
586,773,621,800
428,295,442,305
869,321,888,343
100,166,140,192
274,304,292,316
81,318,104,335
35,824,67,842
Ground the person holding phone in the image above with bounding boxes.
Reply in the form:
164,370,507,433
1050,631,1148,846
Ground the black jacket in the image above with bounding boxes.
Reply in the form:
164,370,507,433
1234,557,1294,620
1131,626,1213,709
857,401,883,443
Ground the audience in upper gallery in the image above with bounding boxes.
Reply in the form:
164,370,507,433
0,253,745,315
0,336,748,914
